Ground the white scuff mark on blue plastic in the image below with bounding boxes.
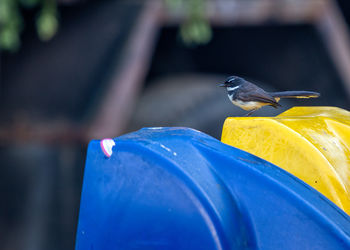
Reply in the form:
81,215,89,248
160,144,177,156
101,138,115,158
160,144,171,152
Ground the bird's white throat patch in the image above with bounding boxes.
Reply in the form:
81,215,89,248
227,86,240,91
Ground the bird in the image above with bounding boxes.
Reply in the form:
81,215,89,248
219,76,320,116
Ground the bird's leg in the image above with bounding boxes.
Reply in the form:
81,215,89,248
244,109,257,117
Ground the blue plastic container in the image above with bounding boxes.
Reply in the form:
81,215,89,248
76,127,350,249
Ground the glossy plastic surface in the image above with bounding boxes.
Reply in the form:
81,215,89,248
76,127,350,250
222,106,350,214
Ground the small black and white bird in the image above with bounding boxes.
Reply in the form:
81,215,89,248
219,76,320,116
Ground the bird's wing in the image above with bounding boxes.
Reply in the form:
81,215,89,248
249,93,281,107
238,84,281,107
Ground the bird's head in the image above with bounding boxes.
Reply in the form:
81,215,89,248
219,76,244,90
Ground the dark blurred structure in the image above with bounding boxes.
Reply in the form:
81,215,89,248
1,0,350,249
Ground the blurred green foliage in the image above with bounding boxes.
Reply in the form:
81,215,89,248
165,0,212,45
0,0,210,51
0,0,58,51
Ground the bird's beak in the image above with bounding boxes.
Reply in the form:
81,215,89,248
219,83,227,87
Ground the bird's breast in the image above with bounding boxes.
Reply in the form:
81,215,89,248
230,99,266,111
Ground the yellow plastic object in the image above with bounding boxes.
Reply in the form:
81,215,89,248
221,107,350,214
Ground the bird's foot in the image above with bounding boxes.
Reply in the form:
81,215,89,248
244,109,257,116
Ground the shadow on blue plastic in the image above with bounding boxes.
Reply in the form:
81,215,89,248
76,127,350,250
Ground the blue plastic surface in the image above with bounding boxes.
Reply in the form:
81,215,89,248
76,127,350,250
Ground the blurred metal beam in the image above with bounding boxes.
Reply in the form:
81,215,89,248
87,0,162,139
160,0,325,25
0,120,86,145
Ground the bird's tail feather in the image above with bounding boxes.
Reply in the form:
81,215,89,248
270,91,320,99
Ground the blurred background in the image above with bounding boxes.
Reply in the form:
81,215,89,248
1,0,350,249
